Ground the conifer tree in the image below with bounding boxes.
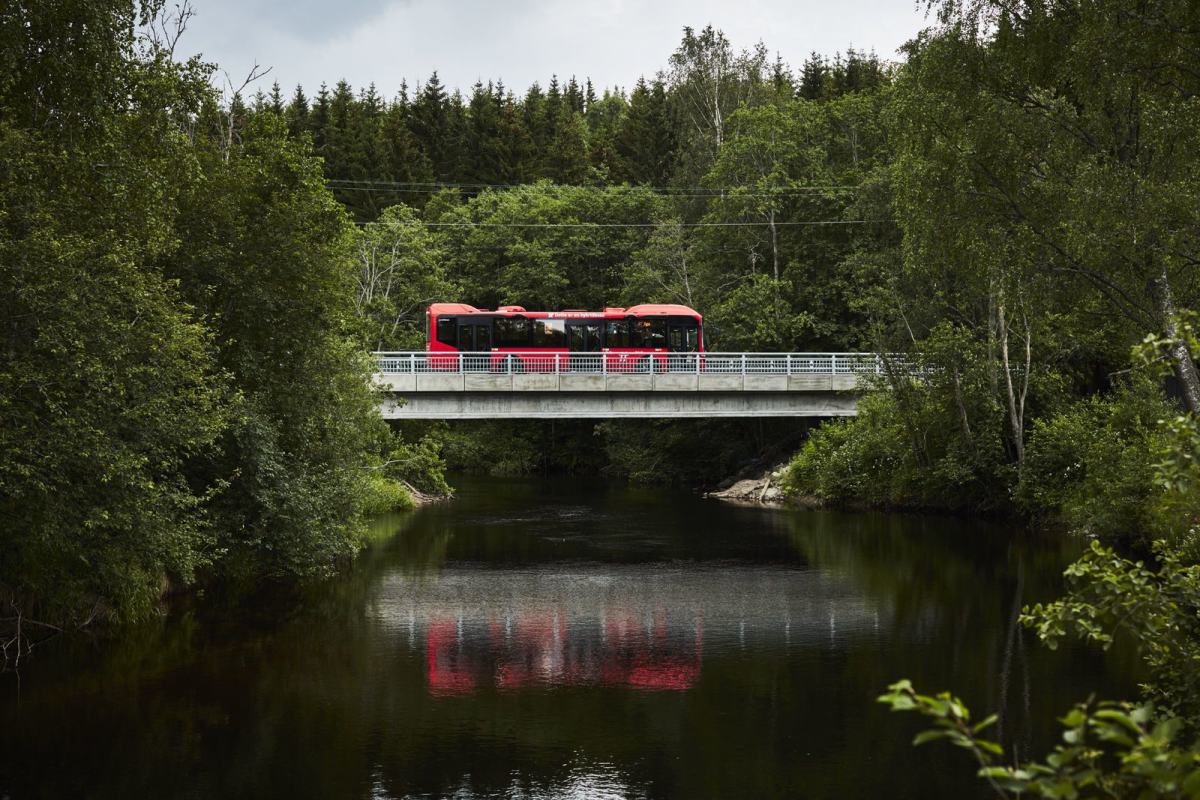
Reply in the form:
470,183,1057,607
311,83,331,150
286,84,310,136
798,52,828,99
614,77,675,185
411,72,456,179
465,80,504,183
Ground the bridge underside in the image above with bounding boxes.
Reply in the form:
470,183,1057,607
380,391,858,419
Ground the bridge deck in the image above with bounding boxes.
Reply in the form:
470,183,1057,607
373,352,891,419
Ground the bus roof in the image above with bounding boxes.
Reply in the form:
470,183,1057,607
428,303,701,320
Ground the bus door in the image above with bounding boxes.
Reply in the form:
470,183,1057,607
667,320,699,371
566,322,602,370
456,320,492,369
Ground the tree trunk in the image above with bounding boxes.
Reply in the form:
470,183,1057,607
952,368,972,444
998,300,1025,466
1151,272,1200,414
768,208,779,282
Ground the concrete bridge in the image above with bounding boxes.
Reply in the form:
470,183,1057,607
374,352,891,419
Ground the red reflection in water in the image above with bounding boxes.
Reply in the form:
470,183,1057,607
424,609,703,695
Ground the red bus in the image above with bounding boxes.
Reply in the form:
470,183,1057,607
426,302,703,371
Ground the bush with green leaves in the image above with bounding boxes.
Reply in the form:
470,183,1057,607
878,681,1200,799
1023,539,1200,727
783,323,1011,511
1018,378,1176,546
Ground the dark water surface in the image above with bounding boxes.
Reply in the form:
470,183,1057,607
0,477,1133,799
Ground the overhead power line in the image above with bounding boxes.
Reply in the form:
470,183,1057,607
354,220,878,228
325,178,862,196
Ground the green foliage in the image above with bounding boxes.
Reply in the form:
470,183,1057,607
894,0,1200,413
1,2,444,633
783,0,1200,523
380,428,452,497
437,421,606,478
782,396,902,505
166,113,389,579
784,324,1010,511
0,2,231,624
1021,384,1200,727
439,422,544,477
600,419,803,486
353,203,455,349
878,680,1200,799
360,475,415,517
1018,379,1176,545
436,183,669,311
1023,540,1200,726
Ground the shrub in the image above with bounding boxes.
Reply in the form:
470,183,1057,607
1018,378,1174,545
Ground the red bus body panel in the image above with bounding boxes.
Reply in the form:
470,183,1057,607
425,302,704,372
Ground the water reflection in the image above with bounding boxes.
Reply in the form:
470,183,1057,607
379,567,881,695
0,477,1135,800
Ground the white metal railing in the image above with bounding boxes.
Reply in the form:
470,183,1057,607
372,351,909,376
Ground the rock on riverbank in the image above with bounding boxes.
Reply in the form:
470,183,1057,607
706,462,824,508
706,463,788,506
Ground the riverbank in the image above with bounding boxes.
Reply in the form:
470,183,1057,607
706,461,800,508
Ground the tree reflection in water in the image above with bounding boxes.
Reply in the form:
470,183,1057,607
0,477,1137,800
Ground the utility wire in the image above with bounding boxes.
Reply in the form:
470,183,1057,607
329,185,858,200
354,220,877,228
326,178,861,195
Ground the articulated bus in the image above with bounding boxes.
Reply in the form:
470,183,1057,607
426,302,703,371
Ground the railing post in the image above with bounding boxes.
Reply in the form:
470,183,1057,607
695,352,700,374
831,353,838,374
786,353,792,375
740,353,746,377
458,351,463,374
410,353,415,374
602,352,607,376
555,353,560,375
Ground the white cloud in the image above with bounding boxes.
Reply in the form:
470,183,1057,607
184,0,931,96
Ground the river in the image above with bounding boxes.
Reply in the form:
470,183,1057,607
0,476,1132,799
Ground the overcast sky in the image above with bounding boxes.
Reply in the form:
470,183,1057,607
181,0,932,98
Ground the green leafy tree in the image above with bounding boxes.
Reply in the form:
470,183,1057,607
354,204,455,349
0,0,231,626
168,114,388,577
666,25,770,181
893,0,1200,413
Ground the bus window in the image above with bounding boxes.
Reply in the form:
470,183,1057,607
583,323,601,351
605,320,630,348
568,323,602,352
630,319,666,349
456,323,474,350
475,324,492,350
531,319,566,347
495,318,530,347
436,316,457,347
669,322,699,352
